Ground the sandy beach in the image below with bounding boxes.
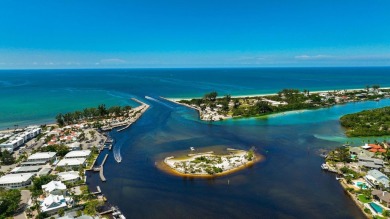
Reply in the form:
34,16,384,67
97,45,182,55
165,87,390,101
159,149,264,178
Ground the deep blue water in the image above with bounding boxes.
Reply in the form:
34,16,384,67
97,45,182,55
2,67,390,218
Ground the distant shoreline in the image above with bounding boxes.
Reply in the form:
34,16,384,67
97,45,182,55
165,87,390,101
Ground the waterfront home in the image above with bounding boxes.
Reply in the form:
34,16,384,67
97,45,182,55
372,190,390,207
40,194,72,215
365,170,390,188
0,173,35,189
358,156,384,169
42,180,67,196
349,146,374,158
64,150,91,159
57,158,86,168
27,152,56,162
57,171,80,182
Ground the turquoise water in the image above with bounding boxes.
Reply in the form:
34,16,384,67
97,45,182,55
1,67,390,129
2,67,390,218
369,202,383,214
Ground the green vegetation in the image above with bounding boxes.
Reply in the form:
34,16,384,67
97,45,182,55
358,194,371,203
325,147,352,163
38,144,70,157
83,200,103,216
340,106,390,137
0,188,21,218
56,104,132,126
0,150,15,165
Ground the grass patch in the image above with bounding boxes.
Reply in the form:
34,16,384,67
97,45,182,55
358,194,372,203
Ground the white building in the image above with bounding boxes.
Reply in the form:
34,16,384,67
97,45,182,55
10,166,41,174
42,180,67,196
0,126,41,152
57,158,86,168
57,171,80,182
65,150,91,159
27,152,56,162
0,173,35,189
67,142,81,151
40,194,71,214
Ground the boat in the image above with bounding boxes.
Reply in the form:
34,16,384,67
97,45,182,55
336,176,343,180
190,147,195,151
321,163,329,170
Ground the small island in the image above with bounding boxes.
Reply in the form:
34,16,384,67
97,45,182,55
340,106,390,137
163,148,260,177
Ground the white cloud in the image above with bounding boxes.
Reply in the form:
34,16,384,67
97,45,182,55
99,58,128,64
294,55,333,60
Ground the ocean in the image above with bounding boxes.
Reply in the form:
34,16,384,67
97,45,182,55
1,67,390,218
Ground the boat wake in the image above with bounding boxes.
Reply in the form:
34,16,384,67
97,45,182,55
114,148,122,163
145,96,174,109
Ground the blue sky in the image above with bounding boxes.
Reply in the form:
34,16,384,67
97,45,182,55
0,0,389,68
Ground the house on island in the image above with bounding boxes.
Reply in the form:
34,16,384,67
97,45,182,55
365,170,390,189
372,190,390,207
27,152,56,163
0,173,35,189
349,146,374,158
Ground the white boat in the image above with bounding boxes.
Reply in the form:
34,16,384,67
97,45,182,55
321,163,329,170
190,147,195,151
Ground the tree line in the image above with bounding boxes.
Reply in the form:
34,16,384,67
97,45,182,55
340,106,390,137
56,104,132,126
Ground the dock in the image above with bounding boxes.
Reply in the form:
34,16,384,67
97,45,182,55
100,154,109,182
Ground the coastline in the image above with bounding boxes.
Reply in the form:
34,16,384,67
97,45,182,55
157,152,264,178
165,87,390,101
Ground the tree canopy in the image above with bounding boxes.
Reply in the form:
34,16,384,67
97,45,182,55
340,106,390,137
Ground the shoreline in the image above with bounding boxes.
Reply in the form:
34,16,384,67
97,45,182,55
158,151,264,178
165,87,390,101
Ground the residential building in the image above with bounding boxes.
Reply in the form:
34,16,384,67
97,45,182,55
57,158,86,168
42,181,67,196
0,173,35,189
358,156,384,169
27,152,56,162
65,150,91,159
40,194,72,215
372,190,390,207
365,170,390,188
57,171,81,183
10,166,41,174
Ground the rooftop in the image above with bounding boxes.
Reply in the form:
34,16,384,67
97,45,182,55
0,173,35,184
65,150,91,158
28,152,56,160
57,158,86,167
10,166,41,173
42,180,66,193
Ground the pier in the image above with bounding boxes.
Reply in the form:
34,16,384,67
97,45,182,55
100,154,109,182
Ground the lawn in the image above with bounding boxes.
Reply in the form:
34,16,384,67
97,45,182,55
358,194,372,203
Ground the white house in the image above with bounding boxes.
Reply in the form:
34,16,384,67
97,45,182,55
67,142,81,151
27,152,56,162
57,171,80,183
64,150,91,159
365,170,390,188
0,173,35,189
40,194,72,214
42,180,67,196
57,158,86,168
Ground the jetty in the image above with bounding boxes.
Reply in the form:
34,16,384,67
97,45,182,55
117,98,150,132
100,154,109,182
